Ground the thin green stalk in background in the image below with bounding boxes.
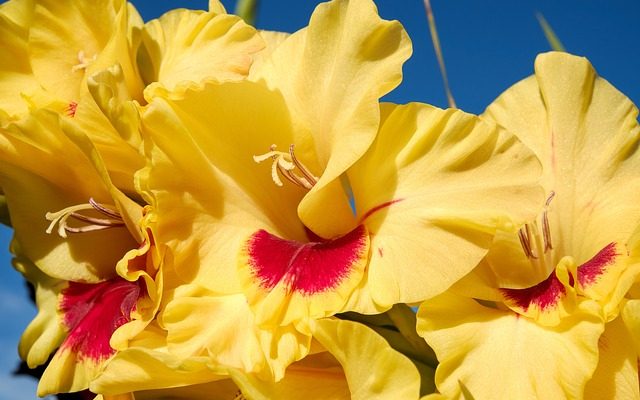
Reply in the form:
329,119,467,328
423,0,456,109
536,12,566,52
235,0,259,26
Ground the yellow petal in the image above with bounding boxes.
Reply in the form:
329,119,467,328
161,286,310,381
38,347,100,396
208,0,227,14
91,323,230,395
585,316,640,400
621,299,640,356
231,351,349,400
132,380,241,400
0,0,38,120
80,64,145,192
13,253,66,368
347,102,543,307
417,292,604,400
232,318,420,400
312,318,420,400
253,0,412,238
111,229,163,352
139,8,263,99
249,30,290,76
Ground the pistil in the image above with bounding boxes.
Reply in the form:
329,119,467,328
45,198,124,238
254,144,318,190
71,50,97,72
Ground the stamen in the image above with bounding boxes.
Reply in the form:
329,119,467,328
46,198,124,238
254,144,318,190
542,191,555,252
65,102,78,118
517,191,556,265
518,223,537,259
71,50,97,72
289,144,317,187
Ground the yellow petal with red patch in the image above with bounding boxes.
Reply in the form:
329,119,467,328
479,52,640,297
38,277,145,396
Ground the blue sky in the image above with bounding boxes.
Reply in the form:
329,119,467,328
0,0,639,398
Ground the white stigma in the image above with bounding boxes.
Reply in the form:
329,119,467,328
253,144,318,190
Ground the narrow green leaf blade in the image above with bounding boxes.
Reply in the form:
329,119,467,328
536,12,566,52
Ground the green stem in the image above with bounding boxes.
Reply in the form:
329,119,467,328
385,304,438,367
234,0,259,26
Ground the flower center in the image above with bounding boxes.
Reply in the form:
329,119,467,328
253,144,318,190
71,50,97,73
45,198,125,238
518,191,556,272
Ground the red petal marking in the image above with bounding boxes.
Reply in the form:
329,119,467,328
59,278,142,361
501,271,566,312
358,199,403,225
577,242,618,287
247,225,368,295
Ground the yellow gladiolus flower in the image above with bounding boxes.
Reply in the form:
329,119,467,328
0,110,162,396
418,52,640,400
139,0,542,381
0,0,266,394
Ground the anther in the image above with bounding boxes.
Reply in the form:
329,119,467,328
45,198,124,238
518,223,537,259
518,191,556,259
254,144,318,190
542,191,555,252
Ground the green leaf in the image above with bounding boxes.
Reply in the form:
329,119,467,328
423,0,456,108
